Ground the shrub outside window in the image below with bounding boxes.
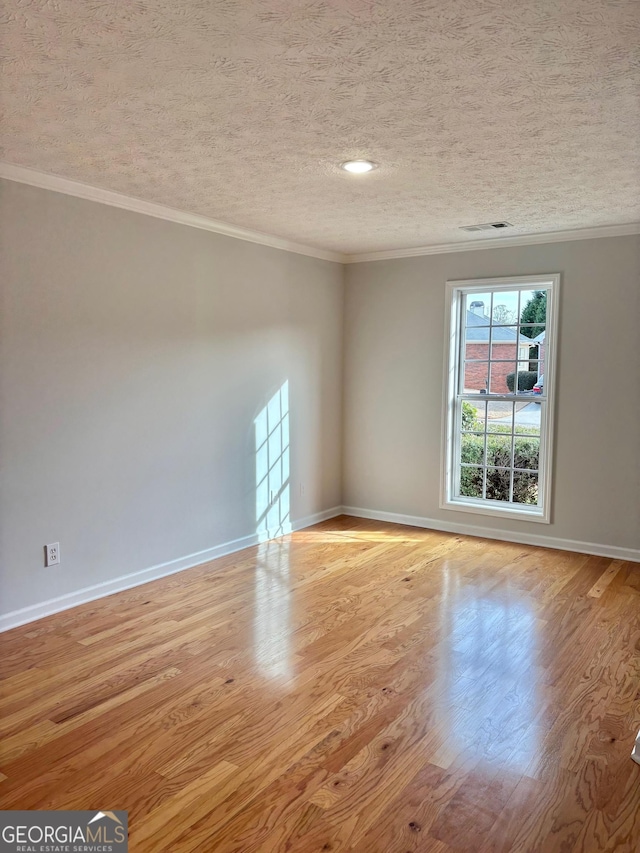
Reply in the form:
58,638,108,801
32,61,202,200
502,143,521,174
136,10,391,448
441,275,559,523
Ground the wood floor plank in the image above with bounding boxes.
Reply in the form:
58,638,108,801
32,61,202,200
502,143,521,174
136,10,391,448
427,761,522,852
588,560,625,598
128,761,239,852
1,515,638,851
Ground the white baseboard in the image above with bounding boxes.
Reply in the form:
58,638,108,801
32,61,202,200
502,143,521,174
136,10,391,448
341,506,640,563
3,503,636,632
0,506,342,633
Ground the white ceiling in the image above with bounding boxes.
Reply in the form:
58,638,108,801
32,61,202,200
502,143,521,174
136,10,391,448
2,0,639,255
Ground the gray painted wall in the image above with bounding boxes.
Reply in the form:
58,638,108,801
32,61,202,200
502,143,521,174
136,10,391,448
1,178,638,622
343,236,640,551
0,180,344,616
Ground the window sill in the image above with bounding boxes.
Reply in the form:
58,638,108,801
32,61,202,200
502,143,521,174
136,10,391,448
440,496,550,524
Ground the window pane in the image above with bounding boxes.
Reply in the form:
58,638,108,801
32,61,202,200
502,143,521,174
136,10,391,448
519,290,547,338
487,434,511,468
513,471,539,505
489,361,512,394
508,364,540,394
514,401,542,434
527,365,545,398
460,465,483,498
465,293,492,324
461,400,484,432
464,336,491,363
519,326,546,360
491,292,520,325
490,329,519,359
514,436,540,470
464,332,490,384
521,360,540,383
463,361,488,393
485,467,512,502
460,434,485,466
487,401,513,433
486,433,513,469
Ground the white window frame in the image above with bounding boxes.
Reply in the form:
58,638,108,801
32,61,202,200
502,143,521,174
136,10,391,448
440,274,560,523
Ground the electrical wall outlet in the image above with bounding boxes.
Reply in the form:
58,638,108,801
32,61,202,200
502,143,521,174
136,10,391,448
299,483,305,496
45,542,60,567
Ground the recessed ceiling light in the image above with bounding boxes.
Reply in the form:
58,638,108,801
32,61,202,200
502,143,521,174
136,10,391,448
340,160,377,174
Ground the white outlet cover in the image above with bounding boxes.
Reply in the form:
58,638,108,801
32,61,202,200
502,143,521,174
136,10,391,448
46,542,60,567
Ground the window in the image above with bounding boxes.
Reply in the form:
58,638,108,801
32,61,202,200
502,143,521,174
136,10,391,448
441,275,559,523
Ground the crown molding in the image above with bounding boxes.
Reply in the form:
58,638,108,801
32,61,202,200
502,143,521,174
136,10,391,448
343,222,640,263
2,162,638,265
0,162,345,263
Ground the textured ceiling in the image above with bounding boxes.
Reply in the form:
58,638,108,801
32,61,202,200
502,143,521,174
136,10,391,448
2,0,639,254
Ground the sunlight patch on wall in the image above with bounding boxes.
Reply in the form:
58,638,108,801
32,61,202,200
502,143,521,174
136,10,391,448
255,381,291,539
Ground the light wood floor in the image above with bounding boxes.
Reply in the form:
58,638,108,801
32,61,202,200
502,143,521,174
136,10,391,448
1,516,639,852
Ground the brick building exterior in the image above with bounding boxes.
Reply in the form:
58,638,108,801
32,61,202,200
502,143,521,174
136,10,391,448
464,342,528,393
464,307,534,393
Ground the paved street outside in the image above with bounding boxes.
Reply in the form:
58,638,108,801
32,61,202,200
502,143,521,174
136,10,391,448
470,399,542,430
496,401,541,428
